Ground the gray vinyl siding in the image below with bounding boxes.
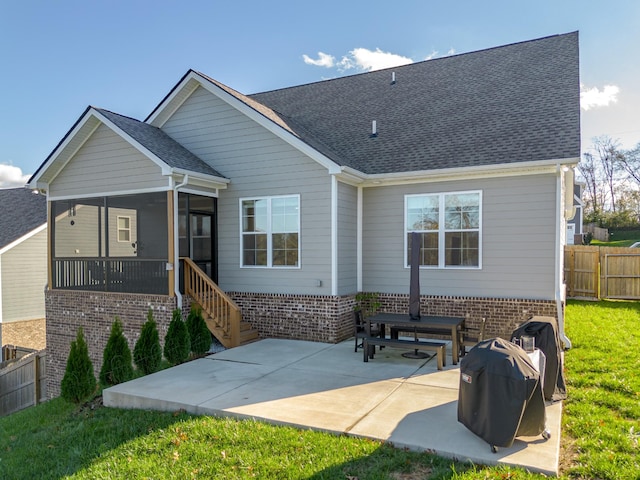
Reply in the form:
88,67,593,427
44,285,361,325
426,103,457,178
362,174,558,300
337,182,357,295
49,123,168,198
162,86,332,295
1,230,47,323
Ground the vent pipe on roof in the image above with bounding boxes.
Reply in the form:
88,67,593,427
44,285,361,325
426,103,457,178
371,120,377,137
391,72,396,84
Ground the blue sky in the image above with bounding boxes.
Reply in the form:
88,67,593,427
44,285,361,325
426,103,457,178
1,0,639,187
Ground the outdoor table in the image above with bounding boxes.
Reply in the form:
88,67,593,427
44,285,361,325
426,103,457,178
365,313,466,364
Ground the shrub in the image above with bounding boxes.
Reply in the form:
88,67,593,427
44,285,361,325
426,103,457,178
61,328,97,403
186,305,212,356
100,317,133,386
164,309,190,365
134,309,162,375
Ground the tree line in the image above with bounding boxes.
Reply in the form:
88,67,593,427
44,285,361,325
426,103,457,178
578,136,640,227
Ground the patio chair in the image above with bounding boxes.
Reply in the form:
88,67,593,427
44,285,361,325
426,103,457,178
354,310,382,352
459,316,486,357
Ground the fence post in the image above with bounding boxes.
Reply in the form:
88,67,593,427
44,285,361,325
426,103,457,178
34,353,41,406
568,248,575,297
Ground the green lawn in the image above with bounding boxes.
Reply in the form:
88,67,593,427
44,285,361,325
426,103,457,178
1,300,639,479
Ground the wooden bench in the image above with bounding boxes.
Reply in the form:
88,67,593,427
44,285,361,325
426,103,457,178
363,337,446,370
390,326,452,339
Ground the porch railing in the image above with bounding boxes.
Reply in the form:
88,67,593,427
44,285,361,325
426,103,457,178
182,257,242,348
52,257,168,295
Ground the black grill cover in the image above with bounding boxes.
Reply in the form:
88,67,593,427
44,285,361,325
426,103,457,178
458,338,546,448
511,316,567,402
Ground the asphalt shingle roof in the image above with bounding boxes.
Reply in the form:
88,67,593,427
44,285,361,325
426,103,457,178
0,188,47,249
248,32,580,174
95,109,227,179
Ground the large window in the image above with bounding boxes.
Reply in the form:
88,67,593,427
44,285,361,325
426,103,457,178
241,195,300,268
405,191,481,268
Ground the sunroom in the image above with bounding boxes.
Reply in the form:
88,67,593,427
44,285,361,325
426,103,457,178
50,191,219,296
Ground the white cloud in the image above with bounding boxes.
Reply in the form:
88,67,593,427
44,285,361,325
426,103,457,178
0,163,30,188
338,48,413,72
302,52,335,68
424,50,439,60
581,83,620,111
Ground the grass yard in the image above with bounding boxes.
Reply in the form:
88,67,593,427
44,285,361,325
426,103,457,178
1,300,639,479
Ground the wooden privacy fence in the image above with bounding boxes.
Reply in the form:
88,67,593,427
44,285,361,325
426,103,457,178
564,245,640,300
0,349,47,416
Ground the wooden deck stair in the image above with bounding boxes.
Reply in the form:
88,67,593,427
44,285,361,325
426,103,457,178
203,315,260,346
182,258,259,348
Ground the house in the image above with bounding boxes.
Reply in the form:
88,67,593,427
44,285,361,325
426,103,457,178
28,32,580,398
0,188,47,355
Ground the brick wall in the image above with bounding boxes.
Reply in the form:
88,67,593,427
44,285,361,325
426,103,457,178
229,292,356,343
230,292,558,343
377,294,558,339
1,318,46,350
45,290,177,398
45,289,559,398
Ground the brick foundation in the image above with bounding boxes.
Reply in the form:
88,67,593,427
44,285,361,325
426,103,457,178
45,289,559,398
377,294,558,339
45,290,177,399
1,318,46,350
230,292,558,343
229,292,356,343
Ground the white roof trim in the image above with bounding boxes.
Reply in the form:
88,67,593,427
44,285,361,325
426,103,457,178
336,157,581,186
170,169,229,188
28,111,101,189
0,223,47,256
47,185,172,202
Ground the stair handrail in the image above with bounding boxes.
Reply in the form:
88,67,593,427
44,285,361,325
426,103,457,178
181,257,241,348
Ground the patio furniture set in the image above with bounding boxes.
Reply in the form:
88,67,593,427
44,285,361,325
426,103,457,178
355,311,486,370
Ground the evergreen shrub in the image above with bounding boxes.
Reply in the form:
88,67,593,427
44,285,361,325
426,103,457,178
186,305,212,356
164,309,190,365
134,309,162,374
100,317,133,386
61,328,97,403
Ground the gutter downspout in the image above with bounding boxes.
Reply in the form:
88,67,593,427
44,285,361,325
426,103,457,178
555,165,572,349
173,175,189,309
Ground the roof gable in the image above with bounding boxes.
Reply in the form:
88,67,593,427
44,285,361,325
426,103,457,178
95,109,226,178
29,107,227,190
147,70,343,174
0,188,47,250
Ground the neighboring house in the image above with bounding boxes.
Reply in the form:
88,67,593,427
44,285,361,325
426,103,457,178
0,188,47,354
28,32,580,398
566,181,585,245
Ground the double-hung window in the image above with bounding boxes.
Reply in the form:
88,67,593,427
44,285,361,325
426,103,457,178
117,216,131,242
405,191,481,268
241,195,300,268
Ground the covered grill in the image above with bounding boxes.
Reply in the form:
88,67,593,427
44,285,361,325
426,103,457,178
511,316,567,401
457,337,548,451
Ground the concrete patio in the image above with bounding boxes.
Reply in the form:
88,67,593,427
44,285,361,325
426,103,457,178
103,338,562,476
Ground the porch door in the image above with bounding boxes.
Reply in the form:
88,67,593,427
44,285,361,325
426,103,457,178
178,193,217,284
190,213,214,279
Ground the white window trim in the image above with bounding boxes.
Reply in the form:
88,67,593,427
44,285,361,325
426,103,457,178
239,194,301,269
117,216,131,243
404,190,482,269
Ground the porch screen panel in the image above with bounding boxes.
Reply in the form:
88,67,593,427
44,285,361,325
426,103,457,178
51,192,169,294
